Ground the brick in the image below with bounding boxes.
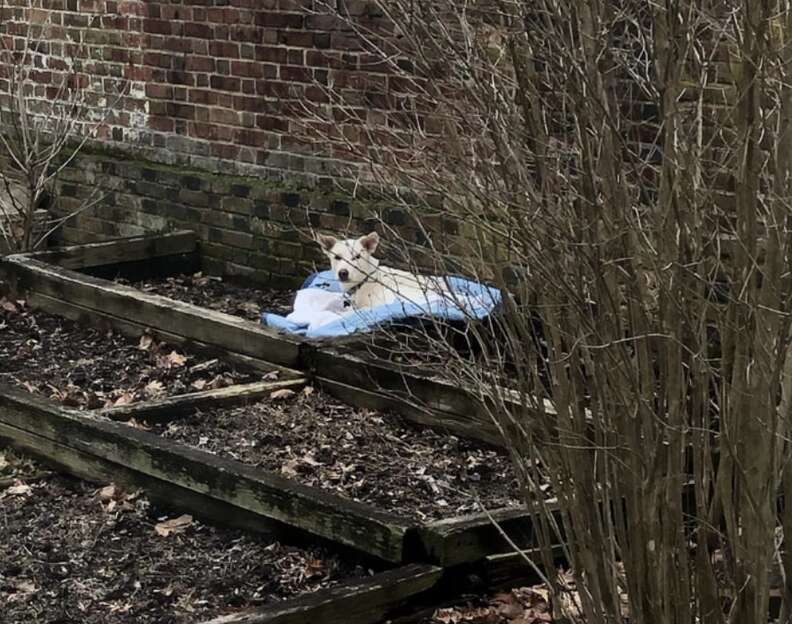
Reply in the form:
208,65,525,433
143,19,172,35
231,60,263,78
254,12,303,28
220,196,254,215
207,227,253,249
145,83,172,99
254,46,287,64
210,75,240,91
209,40,240,58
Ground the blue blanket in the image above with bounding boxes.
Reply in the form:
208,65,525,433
261,270,502,339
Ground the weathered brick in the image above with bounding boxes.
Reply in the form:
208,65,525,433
207,227,253,249
220,196,254,215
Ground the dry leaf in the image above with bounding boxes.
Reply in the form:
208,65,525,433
154,514,193,537
303,558,326,579
493,591,524,619
14,580,37,594
191,378,207,391
5,483,32,496
302,385,315,396
270,388,296,401
280,459,300,478
166,351,188,366
0,297,17,313
138,333,154,351
144,380,166,398
432,609,462,624
97,484,118,502
114,392,135,406
262,371,280,381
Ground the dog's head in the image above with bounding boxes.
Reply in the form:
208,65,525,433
316,232,380,289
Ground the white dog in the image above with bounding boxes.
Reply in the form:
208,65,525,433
316,232,446,309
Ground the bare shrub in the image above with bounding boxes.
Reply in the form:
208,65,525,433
0,1,117,254
303,1,792,621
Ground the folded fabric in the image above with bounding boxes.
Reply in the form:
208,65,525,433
261,269,502,339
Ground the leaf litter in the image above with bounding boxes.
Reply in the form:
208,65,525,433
0,454,368,623
155,389,527,520
0,304,260,409
118,272,294,321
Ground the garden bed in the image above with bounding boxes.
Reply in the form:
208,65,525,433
153,388,522,522
0,450,367,624
119,271,294,321
0,299,263,409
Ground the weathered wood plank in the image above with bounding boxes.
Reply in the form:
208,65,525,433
0,384,415,562
419,507,541,567
6,256,302,367
384,550,566,624
0,421,305,542
98,379,307,423
316,377,504,448
23,291,302,378
200,564,443,624
310,349,482,418
23,230,197,269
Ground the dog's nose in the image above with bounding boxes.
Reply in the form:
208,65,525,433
338,269,349,282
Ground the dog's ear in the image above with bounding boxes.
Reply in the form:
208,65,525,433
316,233,337,254
359,231,380,254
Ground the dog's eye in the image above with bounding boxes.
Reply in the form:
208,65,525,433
352,254,361,261
334,255,342,261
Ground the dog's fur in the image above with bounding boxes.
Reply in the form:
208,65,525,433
316,232,443,309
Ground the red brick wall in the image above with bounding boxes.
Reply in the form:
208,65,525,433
0,0,393,182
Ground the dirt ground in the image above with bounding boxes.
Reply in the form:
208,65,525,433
154,388,524,521
0,449,367,624
0,298,261,409
120,273,294,321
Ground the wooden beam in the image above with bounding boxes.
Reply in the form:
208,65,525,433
0,384,415,562
418,507,541,567
98,378,307,424
6,256,303,367
23,291,302,378
0,421,307,543
199,564,443,624
21,230,197,269
309,350,483,418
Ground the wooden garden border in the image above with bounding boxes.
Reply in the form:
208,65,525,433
0,378,546,567
201,564,443,624
0,233,550,564
0,233,565,621
198,549,557,624
1,236,514,447
0,383,415,563
25,230,198,269
2,253,303,368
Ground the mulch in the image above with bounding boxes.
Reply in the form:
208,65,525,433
153,388,523,521
119,273,294,321
0,298,261,409
0,449,367,624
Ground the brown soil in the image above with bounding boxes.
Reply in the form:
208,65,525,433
0,449,366,624
0,298,261,409
154,389,523,521
119,273,294,321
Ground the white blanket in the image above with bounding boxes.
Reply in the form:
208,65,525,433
283,288,349,332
